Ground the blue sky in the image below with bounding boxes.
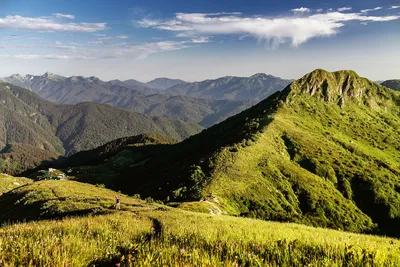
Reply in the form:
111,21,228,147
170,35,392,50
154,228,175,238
0,0,399,81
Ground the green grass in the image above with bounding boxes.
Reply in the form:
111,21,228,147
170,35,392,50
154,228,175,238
182,70,400,236
1,179,400,266
0,174,31,195
0,180,157,224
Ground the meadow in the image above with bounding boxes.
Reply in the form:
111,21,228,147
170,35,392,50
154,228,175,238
1,180,400,266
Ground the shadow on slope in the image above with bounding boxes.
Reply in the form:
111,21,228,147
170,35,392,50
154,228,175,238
0,180,155,225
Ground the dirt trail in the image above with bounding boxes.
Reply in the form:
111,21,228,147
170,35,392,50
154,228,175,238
202,199,223,215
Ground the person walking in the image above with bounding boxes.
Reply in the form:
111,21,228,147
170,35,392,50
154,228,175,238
115,195,121,210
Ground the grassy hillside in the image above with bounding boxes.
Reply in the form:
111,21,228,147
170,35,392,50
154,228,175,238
201,70,400,236
382,80,400,91
0,180,154,223
0,174,31,195
58,69,400,237
1,179,400,266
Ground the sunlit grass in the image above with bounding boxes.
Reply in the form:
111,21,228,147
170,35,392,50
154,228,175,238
1,204,400,266
0,174,31,195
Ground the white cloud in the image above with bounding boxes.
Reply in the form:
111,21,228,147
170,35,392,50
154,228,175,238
55,45,77,50
0,38,202,61
176,32,190,37
0,15,107,32
292,7,311,13
138,11,400,47
316,9,324,13
113,38,210,59
98,36,113,40
53,13,75,20
116,35,129,39
391,6,400,9
191,37,210,43
337,7,352,12
361,7,383,13
0,54,111,60
127,40,194,59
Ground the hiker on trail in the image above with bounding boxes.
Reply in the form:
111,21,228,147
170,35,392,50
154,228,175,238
115,196,120,210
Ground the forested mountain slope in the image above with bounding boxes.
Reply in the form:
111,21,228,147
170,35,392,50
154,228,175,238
0,82,202,172
382,80,400,91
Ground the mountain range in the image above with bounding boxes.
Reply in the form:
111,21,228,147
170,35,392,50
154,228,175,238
0,82,202,173
1,73,259,127
166,73,293,101
53,69,400,237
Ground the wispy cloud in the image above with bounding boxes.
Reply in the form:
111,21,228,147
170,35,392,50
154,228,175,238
124,39,207,59
138,10,400,47
1,38,205,61
0,41,86,51
55,45,78,50
88,40,104,45
190,37,210,43
53,13,75,20
0,15,107,32
0,54,114,60
361,7,383,13
391,6,400,9
292,7,311,13
138,18,192,31
116,35,129,39
337,7,352,12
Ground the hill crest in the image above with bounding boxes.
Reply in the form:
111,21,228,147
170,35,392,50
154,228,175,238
285,69,395,108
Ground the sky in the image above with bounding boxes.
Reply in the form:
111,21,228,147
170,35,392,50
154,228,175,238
0,0,399,82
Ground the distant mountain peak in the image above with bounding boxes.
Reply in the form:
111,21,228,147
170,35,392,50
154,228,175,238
145,77,186,90
10,74,23,79
250,73,275,79
40,72,64,80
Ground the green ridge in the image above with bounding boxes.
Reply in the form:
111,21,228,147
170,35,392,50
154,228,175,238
58,69,400,237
